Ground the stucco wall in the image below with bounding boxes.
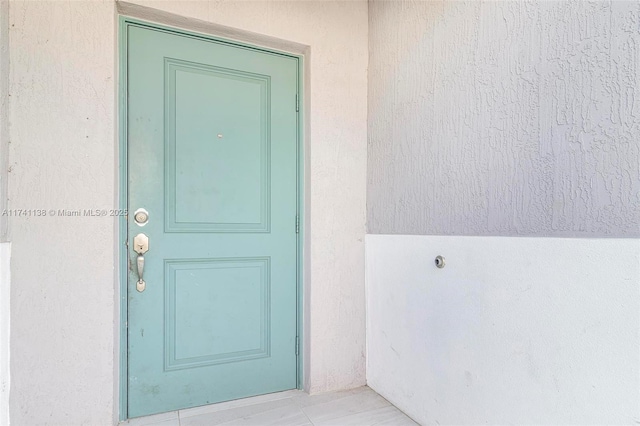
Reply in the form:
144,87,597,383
0,0,8,241
7,0,367,424
368,0,640,237
0,1,9,424
0,242,10,426
366,2,640,424
366,234,640,425
8,1,117,424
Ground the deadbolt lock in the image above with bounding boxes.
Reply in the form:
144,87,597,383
134,208,149,226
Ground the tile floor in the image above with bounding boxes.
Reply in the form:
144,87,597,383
123,386,418,426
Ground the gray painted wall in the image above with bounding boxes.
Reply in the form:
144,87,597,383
368,0,640,237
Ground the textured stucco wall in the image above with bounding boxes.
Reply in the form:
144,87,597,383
368,0,640,237
0,1,9,424
0,242,10,426
7,0,367,424
8,1,117,424
0,0,8,241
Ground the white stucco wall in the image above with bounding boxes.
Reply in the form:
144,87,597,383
0,1,9,424
8,1,117,424
0,0,8,241
0,242,10,426
366,234,640,425
368,0,640,237
7,1,367,424
366,1,640,424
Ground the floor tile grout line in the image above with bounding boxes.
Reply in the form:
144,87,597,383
295,393,400,426
371,392,420,425
289,394,315,424
295,401,315,426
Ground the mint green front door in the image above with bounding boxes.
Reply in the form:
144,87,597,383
125,24,299,418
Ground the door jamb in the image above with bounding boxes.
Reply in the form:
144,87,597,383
117,16,305,421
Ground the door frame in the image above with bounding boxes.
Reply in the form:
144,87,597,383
117,16,305,421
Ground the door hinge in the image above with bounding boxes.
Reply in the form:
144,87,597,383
295,215,300,234
295,336,299,356
295,93,299,112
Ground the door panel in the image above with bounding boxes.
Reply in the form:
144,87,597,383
168,59,270,231
126,25,299,418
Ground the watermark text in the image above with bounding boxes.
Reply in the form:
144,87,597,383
2,209,128,217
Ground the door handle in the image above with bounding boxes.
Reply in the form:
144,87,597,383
133,233,149,292
137,254,145,282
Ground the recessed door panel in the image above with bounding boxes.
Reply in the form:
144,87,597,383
166,59,271,232
165,258,270,370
